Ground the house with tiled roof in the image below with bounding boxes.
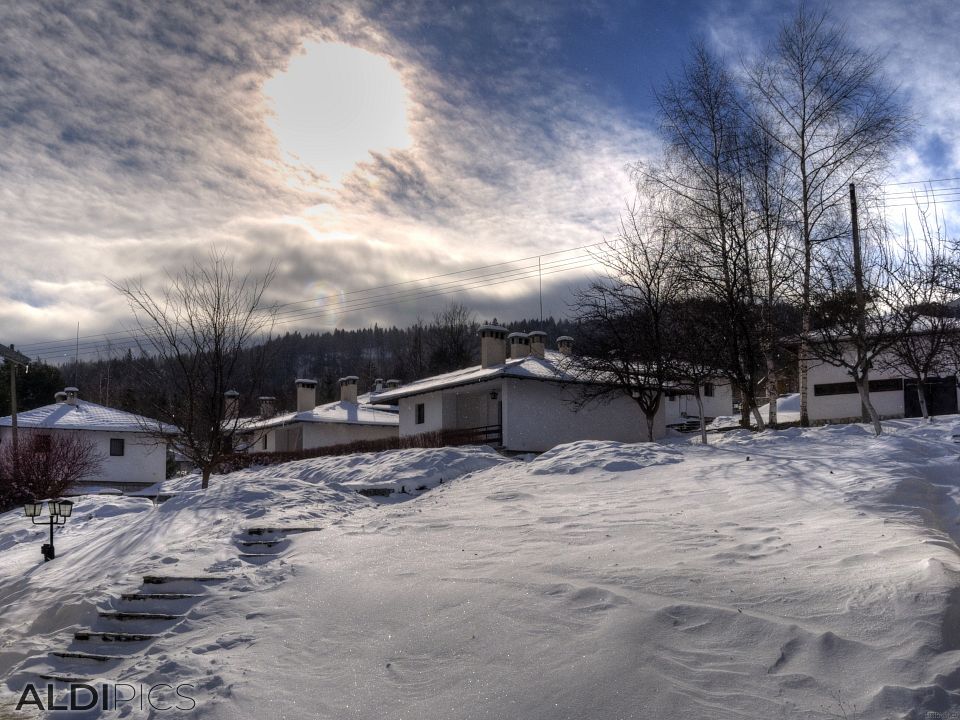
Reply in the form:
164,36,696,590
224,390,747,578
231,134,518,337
0,387,175,489
238,377,399,453
370,328,669,452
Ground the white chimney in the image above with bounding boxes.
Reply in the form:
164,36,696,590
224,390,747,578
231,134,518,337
339,376,359,404
54,391,68,404
295,379,317,413
557,336,574,356
528,331,547,358
64,387,80,406
258,396,276,418
224,389,240,419
508,332,531,360
386,379,401,390
479,325,508,368
374,378,384,393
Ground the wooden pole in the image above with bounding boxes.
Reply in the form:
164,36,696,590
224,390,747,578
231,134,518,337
9,360,17,452
850,183,871,425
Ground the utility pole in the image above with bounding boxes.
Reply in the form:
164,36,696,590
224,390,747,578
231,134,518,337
0,342,31,455
849,184,869,423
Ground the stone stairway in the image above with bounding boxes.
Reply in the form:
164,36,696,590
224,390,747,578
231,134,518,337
15,524,323,691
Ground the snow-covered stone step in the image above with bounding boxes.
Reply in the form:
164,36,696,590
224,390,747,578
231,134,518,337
245,526,322,535
75,631,159,642
120,592,203,600
39,673,93,683
238,540,283,547
142,575,230,584
52,651,127,663
98,611,183,621
239,552,281,558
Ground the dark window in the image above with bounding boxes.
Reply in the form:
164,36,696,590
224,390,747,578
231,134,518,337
110,438,125,456
814,378,904,396
415,403,425,424
704,383,715,397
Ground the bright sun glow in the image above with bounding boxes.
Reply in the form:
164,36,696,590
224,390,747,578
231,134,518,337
264,42,410,183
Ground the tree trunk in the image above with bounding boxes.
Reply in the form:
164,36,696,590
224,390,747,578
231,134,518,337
201,466,212,490
855,377,883,435
750,399,766,432
694,386,708,445
917,378,931,422
643,412,656,443
766,356,778,429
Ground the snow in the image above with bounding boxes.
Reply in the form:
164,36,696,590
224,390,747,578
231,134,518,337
238,397,399,432
0,399,175,434
3,421,960,717
710,392,802,429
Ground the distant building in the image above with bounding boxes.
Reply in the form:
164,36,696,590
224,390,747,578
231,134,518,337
371,328,696,453
0,387,174,489
238,377,399,453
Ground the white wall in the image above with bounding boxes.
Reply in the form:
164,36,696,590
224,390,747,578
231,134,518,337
502,379,664,453
806,355,906,422
301,422,397,448
0,427,167,486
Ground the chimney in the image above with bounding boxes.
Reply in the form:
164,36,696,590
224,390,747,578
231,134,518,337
528,331,547,358
295,379,317,412
339,376,359,404
64,387,80,406
508,332,531,360
374,378,384,394
479,325,508,368
224,389,240,419
54,391,68,404
386,379,401,390
557,336,574,356
258,396,276,418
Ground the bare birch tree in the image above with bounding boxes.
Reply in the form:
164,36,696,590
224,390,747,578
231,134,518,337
745,6,912,426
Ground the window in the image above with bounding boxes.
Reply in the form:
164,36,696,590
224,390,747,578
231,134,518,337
415,403,425,425
814,378,904,397
110,438,125,456
704,383,715,398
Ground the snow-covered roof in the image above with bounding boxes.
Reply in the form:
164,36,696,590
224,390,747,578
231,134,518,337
238,393,399,432
0,399,176,434
370,351,581,402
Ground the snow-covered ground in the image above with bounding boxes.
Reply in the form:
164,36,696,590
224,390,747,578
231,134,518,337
3,421,960,718
710,392,802,429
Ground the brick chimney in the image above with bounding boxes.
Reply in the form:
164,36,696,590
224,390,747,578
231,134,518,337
258,396,276,418
339,376,359,404
557,336,574,356
508,332,530,359
479,325,508,368
528,331,547,358
224,389,239,419
295,379,317,412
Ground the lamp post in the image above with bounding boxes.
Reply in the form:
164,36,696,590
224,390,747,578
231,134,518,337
24,499,73,561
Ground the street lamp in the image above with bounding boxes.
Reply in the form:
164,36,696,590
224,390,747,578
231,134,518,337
24,499,73,561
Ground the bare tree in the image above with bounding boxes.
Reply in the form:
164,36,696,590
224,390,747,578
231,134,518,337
570,201,682,441
0,430,102,509
806,217,913,435
113,247,277,489
882,205,960,420
647,43,767,429
746,6,912,426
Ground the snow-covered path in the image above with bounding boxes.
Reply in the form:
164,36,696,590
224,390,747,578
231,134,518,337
4,423,960,718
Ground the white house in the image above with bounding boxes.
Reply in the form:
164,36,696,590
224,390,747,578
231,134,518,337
806,351,958,423
0,387,173,489
239,377,399,453
370,328,674,453
662,379,735,428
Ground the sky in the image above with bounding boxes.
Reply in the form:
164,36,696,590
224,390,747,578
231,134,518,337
2,0,959,362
